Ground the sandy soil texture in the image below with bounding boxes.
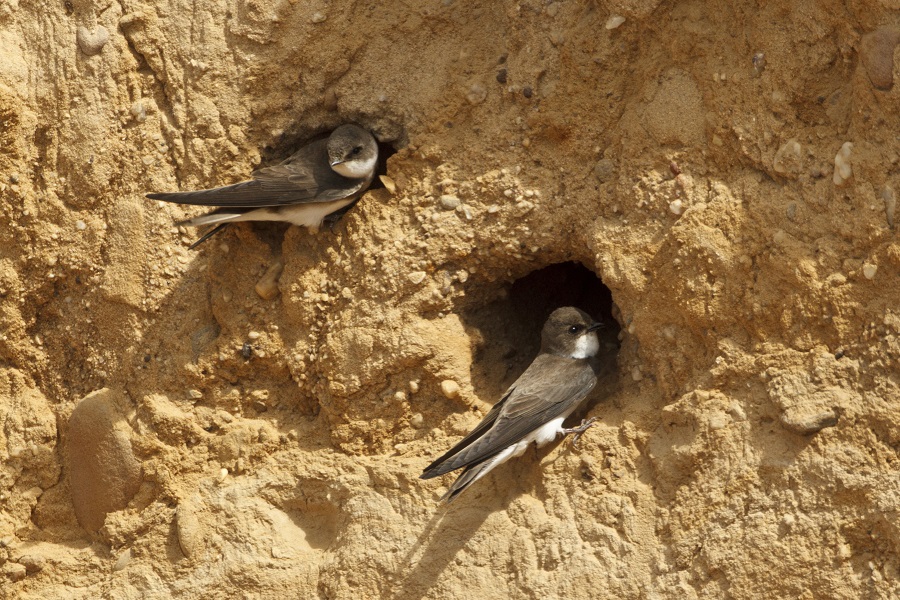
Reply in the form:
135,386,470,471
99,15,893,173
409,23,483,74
2,0,900,598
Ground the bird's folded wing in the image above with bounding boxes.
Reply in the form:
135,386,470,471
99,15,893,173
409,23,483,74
421,355,597,478
146,139,367,207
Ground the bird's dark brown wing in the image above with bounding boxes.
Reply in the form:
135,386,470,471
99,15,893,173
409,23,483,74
146,138,369,207
420,354,597,479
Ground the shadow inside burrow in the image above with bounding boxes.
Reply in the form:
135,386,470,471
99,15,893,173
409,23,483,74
459,261,621,414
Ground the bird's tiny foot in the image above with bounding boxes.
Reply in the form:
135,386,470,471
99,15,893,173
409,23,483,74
563,417,597,448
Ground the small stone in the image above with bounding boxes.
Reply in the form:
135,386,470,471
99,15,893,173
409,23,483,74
440,380,460,399
669,199,684,215
248,331,261,341
188,389,203,400
76,25,109,56
466,83,487,105
522,86,533,99
593,159,615,182
439,195,461,210
752,52,767,75
113,548,132,571
176,503,204,559
379,175,397,194
217,468,228,482
19,555,44,574
409,413,424,429
3,562,26,582
860,27,900,91
76,220,87,230
833,142,853,185
487,205,500,213
254,259,284,300
310,12,326,23
863,264,877,280
631,367,643,381
496,69,507,84
882,186,895,228
130,101,147,123
408,271,427,284
605,15,625,29
773,139,803,176
67,389,142,532
780,408,838,436
409,380,420,394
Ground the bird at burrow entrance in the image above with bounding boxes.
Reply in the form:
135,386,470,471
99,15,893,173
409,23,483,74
146,124,378,248
421,306,604,503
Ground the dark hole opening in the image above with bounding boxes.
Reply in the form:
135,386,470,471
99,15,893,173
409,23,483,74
462,261,620,405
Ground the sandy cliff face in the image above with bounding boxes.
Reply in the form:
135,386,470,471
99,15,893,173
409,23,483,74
1,0,899,597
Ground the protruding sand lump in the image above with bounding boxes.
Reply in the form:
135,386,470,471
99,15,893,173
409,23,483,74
66,389,142,533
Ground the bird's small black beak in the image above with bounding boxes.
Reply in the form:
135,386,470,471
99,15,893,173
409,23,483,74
587,322,604,332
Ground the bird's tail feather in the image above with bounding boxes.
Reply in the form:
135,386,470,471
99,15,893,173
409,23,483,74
176,212,247,228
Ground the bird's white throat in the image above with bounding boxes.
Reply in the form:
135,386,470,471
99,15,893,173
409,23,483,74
332,154,377,179
571,332,599,359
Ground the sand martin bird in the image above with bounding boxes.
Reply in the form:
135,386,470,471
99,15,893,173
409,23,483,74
146,124,378,248
421,306,603,503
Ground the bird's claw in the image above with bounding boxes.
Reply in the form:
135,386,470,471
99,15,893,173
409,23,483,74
563,417,597,448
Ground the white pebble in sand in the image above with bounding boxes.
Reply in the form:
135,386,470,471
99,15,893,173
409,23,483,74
76,220,87,230
311,12,327,23
440,194,461,210
669,199,684,215
440,380,460,399
76,25,109,56
605,15,626,29
833,142,853,185
407,271,427,284
863,264,877,280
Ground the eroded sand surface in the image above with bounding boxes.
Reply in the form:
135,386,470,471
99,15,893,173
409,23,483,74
2,1,900,598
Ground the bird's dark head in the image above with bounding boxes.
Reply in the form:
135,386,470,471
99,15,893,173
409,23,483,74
327,124,378,179
540,306,603,359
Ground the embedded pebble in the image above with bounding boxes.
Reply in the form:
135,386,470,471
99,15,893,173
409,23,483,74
76,25,109,56
407,271,427,284
439,194,461,210
440,380,460,399
19,555,44,574
113,549,132,571
66,389,142,532
860,27,900,91
605,15,625,29
833,142,853,185
409,380,420,394
752,52,767,75
487,205,501,213
780,408,838,435
176,503,204,559
254,259,284,300
379,175,397,194
773,139,803,176
248,331,261,341
130,101,146,123
4,562,26,582
593,158,615,182
310,12,327,23
863,264,878,280
75,220,86,230
882,186,895,228
669,199,684,215
409,413,424,429
217,468,228,482
466,83,487,105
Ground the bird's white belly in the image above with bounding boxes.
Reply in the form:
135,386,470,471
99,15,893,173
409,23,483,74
523,416,568,448
241,199,353,228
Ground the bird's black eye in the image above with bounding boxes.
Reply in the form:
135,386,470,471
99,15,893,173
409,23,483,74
350,146,362,156
568,325,580,334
